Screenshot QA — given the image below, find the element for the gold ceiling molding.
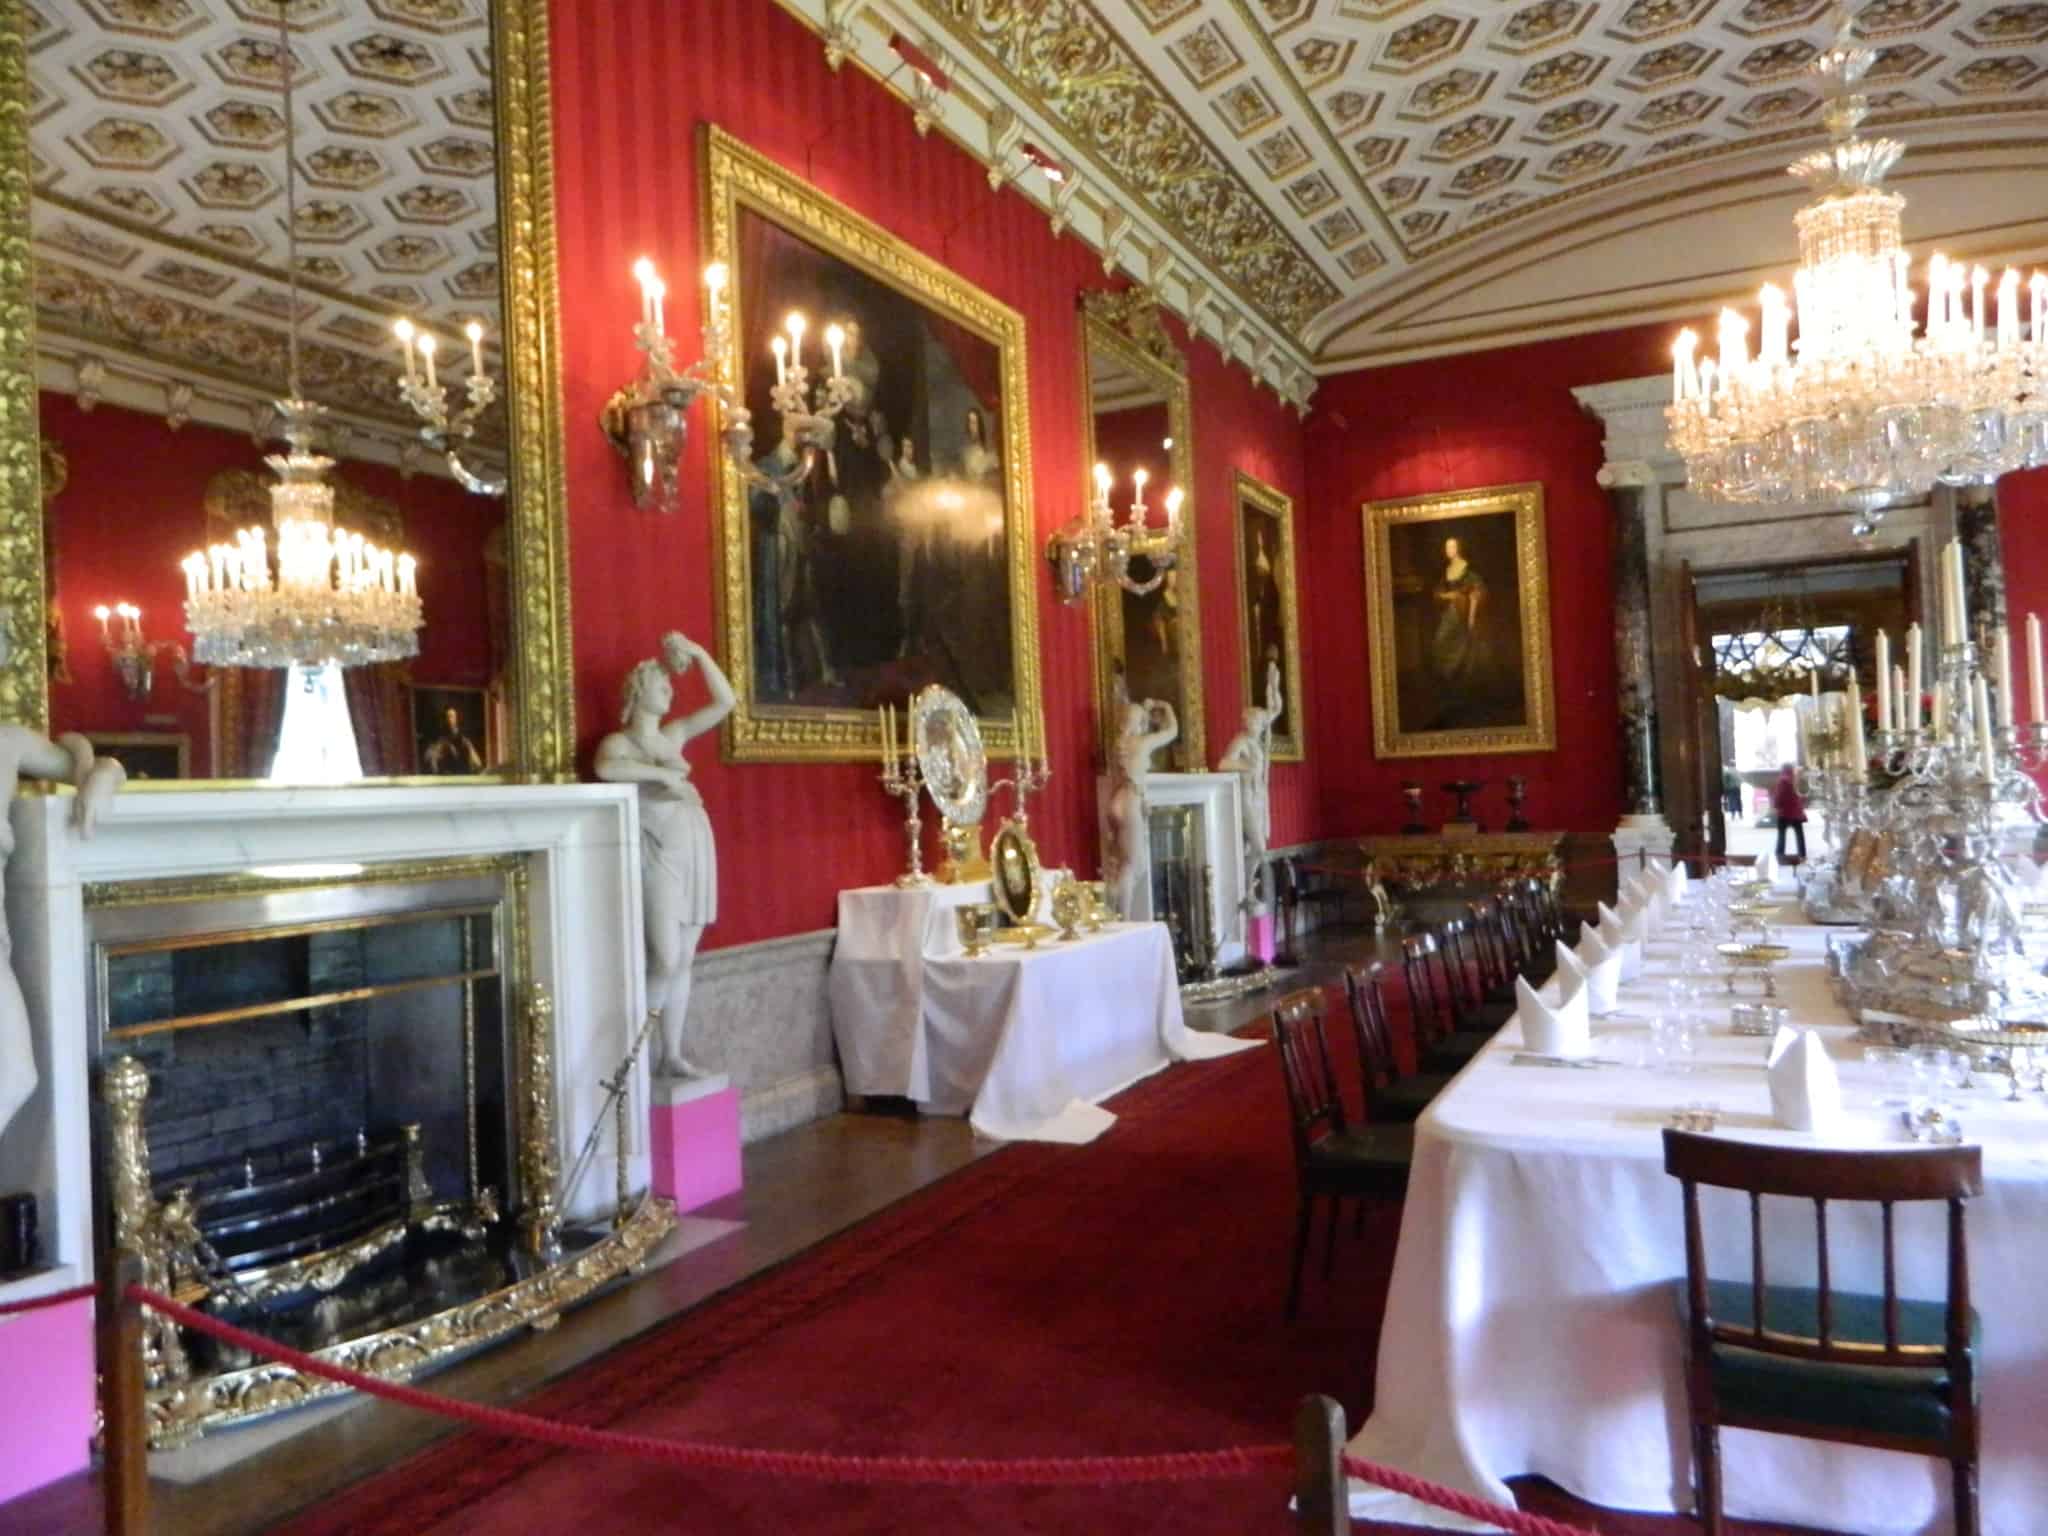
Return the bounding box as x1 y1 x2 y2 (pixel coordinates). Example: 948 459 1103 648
918 0 1339 335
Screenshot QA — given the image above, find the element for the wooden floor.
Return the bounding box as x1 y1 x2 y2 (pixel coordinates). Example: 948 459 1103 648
2 924 1394 1536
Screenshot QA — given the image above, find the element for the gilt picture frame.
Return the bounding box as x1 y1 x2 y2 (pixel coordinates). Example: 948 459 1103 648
1234 470 1305 763
1362 482 1554 758
703 127 1041 764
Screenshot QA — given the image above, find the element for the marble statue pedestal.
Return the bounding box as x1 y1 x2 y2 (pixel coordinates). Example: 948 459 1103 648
0 1288 93 1503
648 1073 741 1214
1612 813 1676 878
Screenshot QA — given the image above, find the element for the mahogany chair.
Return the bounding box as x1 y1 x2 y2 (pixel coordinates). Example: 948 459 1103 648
1463 900 1520 1002
1342 961 1451 1124
1499 880 1557 982
1271 987 1412 1319
1662 1131 1984 1536
1439 917 1517 1030
1400 928 1499 1075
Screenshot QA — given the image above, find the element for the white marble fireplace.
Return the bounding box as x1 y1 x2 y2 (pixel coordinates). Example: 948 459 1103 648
0 783 648 1300
1099 771 1249 972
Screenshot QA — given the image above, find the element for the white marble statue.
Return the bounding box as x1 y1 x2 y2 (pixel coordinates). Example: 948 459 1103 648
1218 658 1283 912
593 632 736 1079
0 725 125 1141
1102 673 1179 921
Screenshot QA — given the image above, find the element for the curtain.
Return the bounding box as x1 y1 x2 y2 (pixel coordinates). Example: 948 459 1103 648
344 663 411 776
222 671 288 779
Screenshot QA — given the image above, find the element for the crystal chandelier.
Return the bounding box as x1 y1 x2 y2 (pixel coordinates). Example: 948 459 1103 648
1667 5 2048 523
181 1 422 669
1045 462 1186 605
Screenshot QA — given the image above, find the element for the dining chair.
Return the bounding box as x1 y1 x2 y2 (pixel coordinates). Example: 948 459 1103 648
1271 987 1412 1319
1440 917 1518 1029
1343 961 1450 1124
1501 880 1557 982
1464 900 1521 1001
1400 928 1499 1075
1662 1130 1984 1536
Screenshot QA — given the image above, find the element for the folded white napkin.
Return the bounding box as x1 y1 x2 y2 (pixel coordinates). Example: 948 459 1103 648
1756 850 1779 886
1666 861 1688 903
1597 900 1625 946
1517 971 1591 1058
1766 1027 1842 1132
1557 936 1621 1016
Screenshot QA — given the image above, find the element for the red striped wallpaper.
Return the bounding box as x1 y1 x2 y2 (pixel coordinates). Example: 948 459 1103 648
548 0 1314 949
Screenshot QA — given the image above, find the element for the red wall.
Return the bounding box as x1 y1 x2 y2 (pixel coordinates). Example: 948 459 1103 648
549 0 1311 949
41 392 500 773
1303 323 1676 840
2003 465 2048 732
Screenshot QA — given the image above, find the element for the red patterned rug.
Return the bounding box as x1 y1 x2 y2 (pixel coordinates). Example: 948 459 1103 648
272 1018 1817 1536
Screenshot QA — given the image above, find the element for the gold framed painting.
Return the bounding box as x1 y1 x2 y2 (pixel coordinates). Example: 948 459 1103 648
703 127 1041 763
85 732 189 783
1362 482 1555 758
1234 470 1305 763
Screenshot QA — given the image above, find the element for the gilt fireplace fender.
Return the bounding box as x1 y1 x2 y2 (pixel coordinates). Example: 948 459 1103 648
0 0 576 782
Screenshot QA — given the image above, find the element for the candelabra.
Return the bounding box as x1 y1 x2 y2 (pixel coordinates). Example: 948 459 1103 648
92 603 212 703
877 701 931 888
1046 462 1186 605
392 317 505 497
599 259 860 514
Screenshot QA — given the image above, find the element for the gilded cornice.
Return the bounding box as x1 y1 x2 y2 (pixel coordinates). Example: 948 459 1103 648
919 0 1338 336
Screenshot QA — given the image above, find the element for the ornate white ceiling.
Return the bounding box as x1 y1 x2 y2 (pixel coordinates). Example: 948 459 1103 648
23 0 503 464
830 0 2048 371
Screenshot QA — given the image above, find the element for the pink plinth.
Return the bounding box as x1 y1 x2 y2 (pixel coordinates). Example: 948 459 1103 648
648 1075 742 1213
1248 911 1276 964
0 1292 95 1504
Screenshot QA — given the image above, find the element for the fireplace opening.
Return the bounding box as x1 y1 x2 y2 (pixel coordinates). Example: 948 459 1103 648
83 859 599 1441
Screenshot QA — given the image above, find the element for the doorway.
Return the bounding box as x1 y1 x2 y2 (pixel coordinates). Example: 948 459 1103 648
1684 550 1917 864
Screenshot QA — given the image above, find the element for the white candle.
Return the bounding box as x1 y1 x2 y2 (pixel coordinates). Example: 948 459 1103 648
650 279 666 339
1933 680 1949 737
1893 665 1907 733
2032 612 2046 723
1974 676 1997 779
1716 307 1749 378
1876 630 1891 732
771 335 787 386
93 605 110 641
1995 624 2015 729
1906 621 1922 727
1971 266 1988 341
465 320 484 374
785 312 806 371
1131 467 1149 511
1810 667 1821 702
1671 329 1695 403
399 553 417 597
394 317 418 383
825 323 845 381
1846 675 1866 769
417 331 438 390
1164 486 1184 537
1093 462 1112 505
633 257 659 329
704 262 727 321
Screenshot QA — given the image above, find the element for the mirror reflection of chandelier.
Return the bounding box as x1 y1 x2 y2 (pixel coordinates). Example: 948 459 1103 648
1666 4 2048 520
1045 462 1185 605
1711 588 1850 703
180 1 423 670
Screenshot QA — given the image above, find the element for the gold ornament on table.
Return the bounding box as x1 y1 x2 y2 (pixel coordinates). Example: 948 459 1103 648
1719 941 1792 999
955 902 999 958
1050 877 1089 941
877 701 931 888
912 685 990 884
1083 880 1112 931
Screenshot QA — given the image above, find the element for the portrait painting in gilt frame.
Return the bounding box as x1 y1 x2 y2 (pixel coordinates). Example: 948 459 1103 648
412 685 492 777
85 732 188 783
1362 482 1554 758
703 128 1041 763
1234 470 1305 762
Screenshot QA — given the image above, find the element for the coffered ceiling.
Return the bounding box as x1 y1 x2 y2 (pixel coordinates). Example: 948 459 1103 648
809 0 2048 373
23 0 504 467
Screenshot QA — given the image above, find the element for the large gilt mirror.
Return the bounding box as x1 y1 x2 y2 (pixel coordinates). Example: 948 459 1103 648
1079 289 1200 772
1 0 571 784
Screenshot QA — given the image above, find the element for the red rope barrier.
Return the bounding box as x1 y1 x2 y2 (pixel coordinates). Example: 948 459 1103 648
0 1282 96 1316
129 1285 1601 1534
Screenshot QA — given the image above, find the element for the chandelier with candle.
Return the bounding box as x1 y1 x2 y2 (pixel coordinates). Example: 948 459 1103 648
1667 5 2048 522
391 314 504 497
1045 462 1186 606
600 258 858 513
181 1 422 669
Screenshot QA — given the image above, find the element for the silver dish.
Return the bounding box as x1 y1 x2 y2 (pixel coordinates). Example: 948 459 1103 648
911 684 988 828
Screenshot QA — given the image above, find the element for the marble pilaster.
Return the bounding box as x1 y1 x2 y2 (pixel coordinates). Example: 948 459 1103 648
1955 483 2006 636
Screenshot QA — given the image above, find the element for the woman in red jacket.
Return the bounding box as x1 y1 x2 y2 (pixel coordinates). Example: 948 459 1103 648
1772 763 1806 863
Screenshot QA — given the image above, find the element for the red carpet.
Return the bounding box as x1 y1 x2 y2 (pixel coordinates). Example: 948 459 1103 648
273 1014 1824 1536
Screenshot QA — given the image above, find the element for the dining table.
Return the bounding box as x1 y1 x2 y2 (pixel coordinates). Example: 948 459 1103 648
1343 887 2048 1535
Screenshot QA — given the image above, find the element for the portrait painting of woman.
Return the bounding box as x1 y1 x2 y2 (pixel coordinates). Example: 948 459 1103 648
1363 483 1555 757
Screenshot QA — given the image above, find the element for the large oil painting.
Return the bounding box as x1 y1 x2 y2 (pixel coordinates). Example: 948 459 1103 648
1362 483 1555 758
706 128 1040 763
1235 471 1305 762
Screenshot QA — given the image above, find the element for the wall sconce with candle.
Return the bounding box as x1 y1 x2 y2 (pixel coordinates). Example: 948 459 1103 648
390 316 504 497
599 257 861 514
1045 463 1185 606
93 602 210 703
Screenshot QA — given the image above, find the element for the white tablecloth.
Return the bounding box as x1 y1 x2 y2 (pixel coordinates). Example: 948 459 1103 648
1346 905 2048 1535
830 881 1003 1100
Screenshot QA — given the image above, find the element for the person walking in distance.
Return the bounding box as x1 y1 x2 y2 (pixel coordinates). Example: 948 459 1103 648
1772 762 1807 864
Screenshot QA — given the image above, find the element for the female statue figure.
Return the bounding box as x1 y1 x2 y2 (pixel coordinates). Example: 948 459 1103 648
1219 658 1283 912
0 726 125 1140
1102 676 1179 921
593 632 736 1079
1431 536 1486 689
